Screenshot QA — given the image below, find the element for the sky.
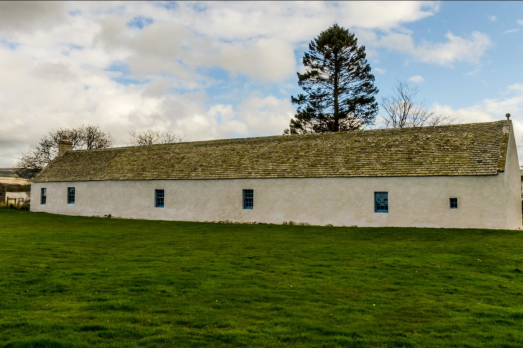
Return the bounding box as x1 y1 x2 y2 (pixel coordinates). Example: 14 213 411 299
1 1 523 167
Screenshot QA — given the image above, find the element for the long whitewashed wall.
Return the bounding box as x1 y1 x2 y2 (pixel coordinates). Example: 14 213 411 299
31 174 519 229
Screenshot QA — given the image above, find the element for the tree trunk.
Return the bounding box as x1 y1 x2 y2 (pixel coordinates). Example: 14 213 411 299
333 52 339 132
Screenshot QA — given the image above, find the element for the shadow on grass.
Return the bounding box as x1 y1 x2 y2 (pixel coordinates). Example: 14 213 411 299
4 338 84 348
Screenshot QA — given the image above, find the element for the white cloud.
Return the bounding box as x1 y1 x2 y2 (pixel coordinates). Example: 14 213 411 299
430 84 523 163
0 2 66 34
122 93 295 145
422 31 491 64
430 104 495 125
432 84 523 123
93 12 296 83
503 28 520 35
201 39 296 82
238 96 295 136
518 19 523 26
374 67 386 74
508 83 523 92
171 1 439 42
335 2 439 30
408 75 425 83
488 15 497 22
87 2 440 83
376 30 491 66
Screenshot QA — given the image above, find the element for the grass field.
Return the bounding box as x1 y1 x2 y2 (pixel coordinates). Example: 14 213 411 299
0 209 522 347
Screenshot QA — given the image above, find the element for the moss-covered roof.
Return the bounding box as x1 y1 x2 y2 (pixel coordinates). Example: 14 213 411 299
33 121 511 183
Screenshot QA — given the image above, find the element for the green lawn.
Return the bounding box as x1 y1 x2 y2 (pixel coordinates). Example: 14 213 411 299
0 209 522 347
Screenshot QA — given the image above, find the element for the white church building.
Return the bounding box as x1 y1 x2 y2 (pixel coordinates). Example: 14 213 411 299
30 120 521 229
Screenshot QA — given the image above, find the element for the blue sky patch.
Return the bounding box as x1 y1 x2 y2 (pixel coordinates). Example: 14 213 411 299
105 61 131 75
105 61 149 85
0 39 19 50
127 16 154 29
68 9 82 17
68 44 84 51
112 76 149 85
153 1 177 10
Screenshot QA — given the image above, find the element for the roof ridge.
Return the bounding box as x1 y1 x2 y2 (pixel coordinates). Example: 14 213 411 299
70 120 507 153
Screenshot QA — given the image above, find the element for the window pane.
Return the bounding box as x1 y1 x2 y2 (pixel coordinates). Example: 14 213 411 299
375 192 388 212
243 189 254 209
155 189 164 207
67 187 75 204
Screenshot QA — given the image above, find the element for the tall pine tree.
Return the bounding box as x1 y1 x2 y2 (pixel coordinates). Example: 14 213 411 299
285 24 378 134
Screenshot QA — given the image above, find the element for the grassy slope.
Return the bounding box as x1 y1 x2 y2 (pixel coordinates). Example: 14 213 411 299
0 210 522 348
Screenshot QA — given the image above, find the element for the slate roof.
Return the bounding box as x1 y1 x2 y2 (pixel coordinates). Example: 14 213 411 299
33 121 511 183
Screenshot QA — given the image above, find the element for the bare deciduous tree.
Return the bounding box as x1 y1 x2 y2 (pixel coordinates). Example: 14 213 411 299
381 81 455 128
16 125 113 179
81 125 114 149
127 130 185 146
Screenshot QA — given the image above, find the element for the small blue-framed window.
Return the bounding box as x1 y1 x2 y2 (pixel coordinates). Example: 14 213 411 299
450 198 458 209
67 187 75 204
41 188 47 205
375 192 388 213
155 189 164 208
243 189 253 209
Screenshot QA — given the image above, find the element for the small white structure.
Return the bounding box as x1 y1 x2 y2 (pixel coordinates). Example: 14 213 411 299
5 191 30 208
31 120 521 229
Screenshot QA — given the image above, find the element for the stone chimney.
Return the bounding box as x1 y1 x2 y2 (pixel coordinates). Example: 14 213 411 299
58 137 73 156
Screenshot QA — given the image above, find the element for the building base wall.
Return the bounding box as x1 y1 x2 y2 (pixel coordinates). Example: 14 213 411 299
503 121 522 229
31 175 522 230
